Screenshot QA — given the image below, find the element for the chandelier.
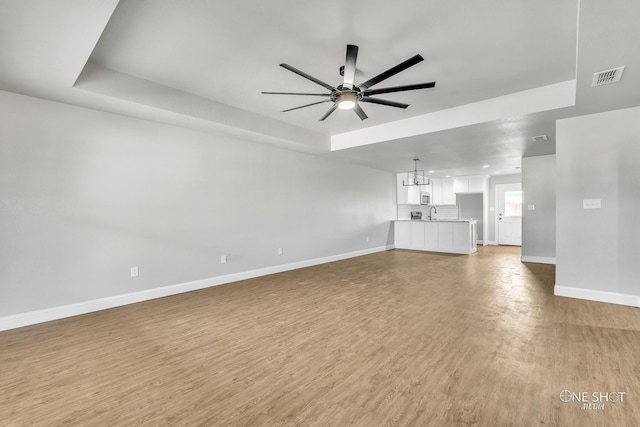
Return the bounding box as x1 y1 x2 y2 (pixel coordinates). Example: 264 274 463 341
402 158 430 186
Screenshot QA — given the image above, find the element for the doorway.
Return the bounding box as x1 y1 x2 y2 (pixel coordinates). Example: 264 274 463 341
496 183 522 246
457 193 483 243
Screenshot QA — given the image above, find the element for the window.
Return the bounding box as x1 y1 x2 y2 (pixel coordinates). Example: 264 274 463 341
504 191 522 217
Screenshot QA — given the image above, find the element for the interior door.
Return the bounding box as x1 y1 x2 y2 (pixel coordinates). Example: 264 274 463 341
497 183 522 246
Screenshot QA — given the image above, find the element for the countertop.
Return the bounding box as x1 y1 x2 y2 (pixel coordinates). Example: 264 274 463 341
394 219 477 223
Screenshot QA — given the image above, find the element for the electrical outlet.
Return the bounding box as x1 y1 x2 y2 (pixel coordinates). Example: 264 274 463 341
528 204 535 211
220 255 227 264
366 236 370 243
583 199 602 209
277 247 283 255
130 266 139 278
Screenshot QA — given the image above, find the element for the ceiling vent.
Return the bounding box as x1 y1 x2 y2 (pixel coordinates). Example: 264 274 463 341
531 135 548 142
591 66 625 87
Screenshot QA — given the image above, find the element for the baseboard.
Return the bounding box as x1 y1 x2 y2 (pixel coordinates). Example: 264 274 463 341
554 285 640 308
485 240 498 246
0 245 393 332
521 255 556 265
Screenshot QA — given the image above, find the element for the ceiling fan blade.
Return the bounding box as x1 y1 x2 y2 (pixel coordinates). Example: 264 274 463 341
262 91 331 96
282 99 332 112
280 63 336 92
353 103 368 120
364 81 436 96
358 54 424 90
319 104 338 121
342 44 358 90
361 97 410 109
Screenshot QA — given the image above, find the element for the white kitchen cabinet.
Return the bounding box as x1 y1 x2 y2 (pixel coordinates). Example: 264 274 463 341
432 178 456 204
396 174 430 205
469 176 485 193
395 221 429 250
431 179 441 202
442 179 456 204
410 222 426 248
453 175 488 194
453 222 471 251
424 222 439 250
394 221 411 248
437 222 454 249
453 178 469 194
394 220 477 254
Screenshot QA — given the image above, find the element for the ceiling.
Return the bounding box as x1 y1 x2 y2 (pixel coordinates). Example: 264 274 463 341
1 0 639 178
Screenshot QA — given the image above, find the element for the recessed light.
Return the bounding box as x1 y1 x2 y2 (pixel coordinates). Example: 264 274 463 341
495 171 501 174
482 165 490 168
428 170 435 174
445 175 451 178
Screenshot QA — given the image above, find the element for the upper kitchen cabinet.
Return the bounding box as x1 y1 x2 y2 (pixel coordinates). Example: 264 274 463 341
453 175 489 194
431 178 456 205
396 174 430 205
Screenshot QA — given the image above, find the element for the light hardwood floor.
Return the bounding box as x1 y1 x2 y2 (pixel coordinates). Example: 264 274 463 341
1 246 639 426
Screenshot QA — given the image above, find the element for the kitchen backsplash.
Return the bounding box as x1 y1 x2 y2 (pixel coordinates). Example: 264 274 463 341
397 204 459 220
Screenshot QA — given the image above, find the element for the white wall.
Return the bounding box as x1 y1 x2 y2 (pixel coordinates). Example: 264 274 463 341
521 155 556 263
457 193 483 240
555 107 640 307
0 91 396 324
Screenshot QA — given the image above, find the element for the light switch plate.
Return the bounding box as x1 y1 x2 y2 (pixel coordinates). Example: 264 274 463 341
583 199 602 209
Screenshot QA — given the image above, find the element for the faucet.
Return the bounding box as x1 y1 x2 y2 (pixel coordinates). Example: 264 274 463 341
428 206 437 220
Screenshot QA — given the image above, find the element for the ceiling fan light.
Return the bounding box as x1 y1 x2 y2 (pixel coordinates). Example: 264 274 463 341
338 100 355 110
337 91 357 109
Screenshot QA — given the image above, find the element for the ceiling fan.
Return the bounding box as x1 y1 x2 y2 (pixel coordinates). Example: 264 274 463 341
262 44 436 121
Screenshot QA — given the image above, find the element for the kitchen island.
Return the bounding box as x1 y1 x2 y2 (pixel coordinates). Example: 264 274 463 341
394 219 477 254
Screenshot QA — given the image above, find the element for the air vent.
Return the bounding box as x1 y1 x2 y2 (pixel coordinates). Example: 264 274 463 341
592 66 625 87
531 135 548 142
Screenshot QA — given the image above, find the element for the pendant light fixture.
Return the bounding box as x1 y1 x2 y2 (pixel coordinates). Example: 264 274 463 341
403 158 430 186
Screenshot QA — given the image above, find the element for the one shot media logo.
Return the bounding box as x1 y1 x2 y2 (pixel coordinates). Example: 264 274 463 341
559 390 627 410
